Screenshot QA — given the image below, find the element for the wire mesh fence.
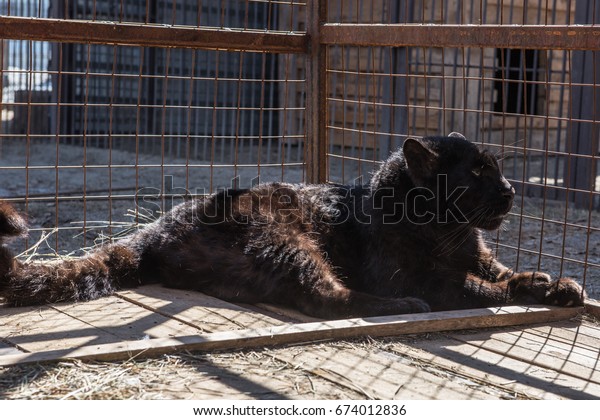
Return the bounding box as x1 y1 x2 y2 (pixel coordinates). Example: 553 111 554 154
1 0 599 298
1 0 308 253
323 0 600 298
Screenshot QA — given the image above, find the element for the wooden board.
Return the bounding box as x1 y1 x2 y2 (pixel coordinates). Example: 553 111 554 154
449 327 600 385
132 353 364 400
50 295 205 340
0 304 582 366
0 296 210 354
245 299 506 398
513 320 600 351
249 301 511 399
1 286 594 400
0 340 23 357
390 334 600 399
585 299 600 320
116 286 285 331
270 344 499 399
0 304 126 352
253 303 323 323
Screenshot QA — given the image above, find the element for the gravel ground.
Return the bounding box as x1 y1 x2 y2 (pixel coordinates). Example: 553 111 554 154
483 196 600 298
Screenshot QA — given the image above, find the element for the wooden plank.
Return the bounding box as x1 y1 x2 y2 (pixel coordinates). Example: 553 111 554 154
51 295 205 340
390 333 600 399
0 294 208 353
136 353 364 400
585 299 600 320
251 303 500 398
254 303 322 323
0 305 582 366
449 326 600 385
251 300 501 398
116 286 285 331
270 344 498 399
0 340 23 357
0 304 123 352
515 320 600 351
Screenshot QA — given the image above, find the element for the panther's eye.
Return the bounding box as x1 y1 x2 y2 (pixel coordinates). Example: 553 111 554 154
472 165 484 177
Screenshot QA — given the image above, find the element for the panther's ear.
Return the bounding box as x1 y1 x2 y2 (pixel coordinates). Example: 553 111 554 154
448 132 466 140
403 138 438 180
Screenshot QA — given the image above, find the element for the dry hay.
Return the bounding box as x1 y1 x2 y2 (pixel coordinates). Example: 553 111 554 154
0 349 364 400
0 337 522 400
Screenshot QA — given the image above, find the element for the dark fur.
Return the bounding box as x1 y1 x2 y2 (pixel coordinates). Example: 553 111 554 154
0 135 585 318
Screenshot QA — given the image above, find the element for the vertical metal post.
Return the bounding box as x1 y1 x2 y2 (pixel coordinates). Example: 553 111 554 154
380 0 413 160
306 0 328 184
568 0 600 208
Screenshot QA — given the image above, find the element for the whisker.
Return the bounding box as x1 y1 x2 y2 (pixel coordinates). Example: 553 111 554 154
442 212 488 255
434 207 489 255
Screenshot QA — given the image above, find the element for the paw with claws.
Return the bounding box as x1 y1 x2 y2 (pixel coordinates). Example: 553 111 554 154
544 278 586 307
509 272 585 307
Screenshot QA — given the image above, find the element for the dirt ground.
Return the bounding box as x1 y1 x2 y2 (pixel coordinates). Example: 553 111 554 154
483 197 600 298
0 139 598 299
0 138 305 253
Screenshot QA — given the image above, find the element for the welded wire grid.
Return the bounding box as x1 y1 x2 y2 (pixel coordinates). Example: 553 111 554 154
325 0 599 298
0 0 307 254
1 0 599 299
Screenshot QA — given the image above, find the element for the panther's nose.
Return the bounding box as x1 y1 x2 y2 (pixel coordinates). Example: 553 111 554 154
501 186 515 200
499 177 515 200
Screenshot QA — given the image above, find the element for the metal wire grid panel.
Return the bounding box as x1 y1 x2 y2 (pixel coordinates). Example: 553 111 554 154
0 0 599 298
324 0 600 298
0 0 308 253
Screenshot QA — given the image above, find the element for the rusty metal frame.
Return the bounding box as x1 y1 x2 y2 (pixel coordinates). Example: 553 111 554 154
7 15 600 54
0 16 307 54
321 24 600 50
305 0 328 183
4 8 600 187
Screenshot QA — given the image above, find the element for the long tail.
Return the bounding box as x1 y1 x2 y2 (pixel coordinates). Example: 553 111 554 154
0 202 142 306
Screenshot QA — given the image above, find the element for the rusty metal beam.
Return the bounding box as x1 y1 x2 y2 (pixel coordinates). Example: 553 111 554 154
0 16 307 54
321 24 600 50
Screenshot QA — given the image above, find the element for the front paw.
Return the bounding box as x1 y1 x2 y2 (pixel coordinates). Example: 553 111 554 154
510 273 586 307
544 278 586 307
509 272 553 303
